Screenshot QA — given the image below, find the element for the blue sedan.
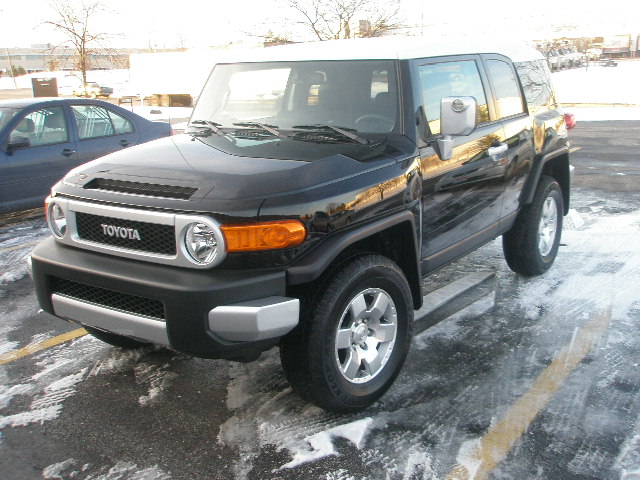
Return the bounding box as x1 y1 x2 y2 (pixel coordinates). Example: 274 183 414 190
0 98 172 213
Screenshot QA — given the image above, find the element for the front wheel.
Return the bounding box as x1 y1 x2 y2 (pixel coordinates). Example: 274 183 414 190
503 175 564 276
280 255 413 413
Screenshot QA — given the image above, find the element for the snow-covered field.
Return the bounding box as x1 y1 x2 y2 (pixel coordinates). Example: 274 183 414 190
553 60 640 105
553 60 640 121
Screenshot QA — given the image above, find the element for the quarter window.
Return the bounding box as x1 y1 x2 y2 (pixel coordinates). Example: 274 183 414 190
514 59 556 109
418 60 489 136
487 60 525 118
109 110 134 135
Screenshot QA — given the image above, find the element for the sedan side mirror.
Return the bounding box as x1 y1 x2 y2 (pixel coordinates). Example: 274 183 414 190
7 136 32 152
437 96 477 161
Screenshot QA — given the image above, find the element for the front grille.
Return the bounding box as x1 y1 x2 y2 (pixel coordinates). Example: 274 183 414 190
76 212 176 255
84 178 197 200
51 278 165 320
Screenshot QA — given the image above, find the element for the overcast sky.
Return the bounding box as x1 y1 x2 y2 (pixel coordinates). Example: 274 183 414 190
1 0 639 50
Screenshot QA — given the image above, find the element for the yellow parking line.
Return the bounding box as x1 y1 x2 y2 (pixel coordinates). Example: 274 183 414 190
0 241 41 254
0 328 87 365
445 308 612 480
570 147 581 153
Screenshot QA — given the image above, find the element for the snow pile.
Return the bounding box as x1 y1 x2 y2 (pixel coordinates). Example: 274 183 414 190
281 418 373 469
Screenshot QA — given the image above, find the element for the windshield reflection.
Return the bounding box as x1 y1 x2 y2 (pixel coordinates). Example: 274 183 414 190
191 60 400 135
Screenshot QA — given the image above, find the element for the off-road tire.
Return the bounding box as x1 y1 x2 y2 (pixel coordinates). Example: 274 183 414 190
84 326 151 349
503 175 564 276
280 254 413 413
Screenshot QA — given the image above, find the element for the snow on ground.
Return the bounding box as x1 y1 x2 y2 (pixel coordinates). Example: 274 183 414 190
41 459 171 480
0 219 49 291
0 70 131 93
0 217 180 447
552 60 640 106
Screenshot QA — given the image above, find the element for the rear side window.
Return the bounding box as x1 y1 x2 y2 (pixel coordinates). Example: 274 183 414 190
71 105 115 139
418 60 489 136
486 60 525 118
514 59 556 108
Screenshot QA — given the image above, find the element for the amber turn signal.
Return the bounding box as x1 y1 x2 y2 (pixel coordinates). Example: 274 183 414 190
221 220 306 252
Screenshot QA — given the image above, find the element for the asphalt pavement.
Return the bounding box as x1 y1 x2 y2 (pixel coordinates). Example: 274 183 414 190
1 121 639 479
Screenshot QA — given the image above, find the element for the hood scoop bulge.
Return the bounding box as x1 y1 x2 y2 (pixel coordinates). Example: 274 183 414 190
83 178 198 200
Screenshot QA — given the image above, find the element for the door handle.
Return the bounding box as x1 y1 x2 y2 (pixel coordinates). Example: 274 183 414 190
487 143 508 159
61 148 76 157
120 140 131 147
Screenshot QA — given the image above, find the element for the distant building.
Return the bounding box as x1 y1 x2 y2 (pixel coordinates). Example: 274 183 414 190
0 45 157 76
602 34 639 58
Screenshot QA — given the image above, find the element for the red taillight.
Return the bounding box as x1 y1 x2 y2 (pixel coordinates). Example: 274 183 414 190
564 112 576 130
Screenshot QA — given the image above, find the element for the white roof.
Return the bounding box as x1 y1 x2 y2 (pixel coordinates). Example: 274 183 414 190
215 36 544 64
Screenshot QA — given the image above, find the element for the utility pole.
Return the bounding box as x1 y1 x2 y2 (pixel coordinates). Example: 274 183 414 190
5 47 19 88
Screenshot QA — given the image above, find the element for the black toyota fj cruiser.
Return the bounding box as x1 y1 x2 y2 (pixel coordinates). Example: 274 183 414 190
31 37 573 412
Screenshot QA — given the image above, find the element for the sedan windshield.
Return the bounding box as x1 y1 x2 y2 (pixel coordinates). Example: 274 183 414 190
191 60 399 135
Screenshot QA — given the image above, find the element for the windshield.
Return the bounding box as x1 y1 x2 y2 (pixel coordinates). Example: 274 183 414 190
191 60 399 134
0 107 18 132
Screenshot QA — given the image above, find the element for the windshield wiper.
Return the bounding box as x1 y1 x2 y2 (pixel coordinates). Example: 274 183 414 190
189 120 224 136
232 122 286 138
292 124 369 145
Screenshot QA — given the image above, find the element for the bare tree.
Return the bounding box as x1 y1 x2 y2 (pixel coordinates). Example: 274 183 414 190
264 31 294 48
289 0 402 41
44 1 114 87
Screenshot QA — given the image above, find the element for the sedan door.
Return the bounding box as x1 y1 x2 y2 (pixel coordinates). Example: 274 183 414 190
0 105 79 211
70 103 140 163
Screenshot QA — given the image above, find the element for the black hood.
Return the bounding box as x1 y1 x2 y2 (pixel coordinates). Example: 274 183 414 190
62 134 403 203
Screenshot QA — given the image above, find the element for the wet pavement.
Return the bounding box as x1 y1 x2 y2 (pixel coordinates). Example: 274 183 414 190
1 121 639 479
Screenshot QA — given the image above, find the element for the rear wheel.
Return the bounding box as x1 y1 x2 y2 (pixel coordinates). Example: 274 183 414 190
503 175 564 275
280 255 413 412
84 326 151 349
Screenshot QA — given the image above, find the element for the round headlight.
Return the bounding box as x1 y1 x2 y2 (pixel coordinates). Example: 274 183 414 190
184 222 222 265
47 201 67 239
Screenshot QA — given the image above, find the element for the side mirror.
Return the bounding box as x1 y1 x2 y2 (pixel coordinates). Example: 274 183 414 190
437 96 477 161
7 136 32 151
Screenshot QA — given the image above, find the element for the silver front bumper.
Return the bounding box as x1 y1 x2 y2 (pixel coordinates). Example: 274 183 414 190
51 293 299 345
209 297 300 342
52 294 171 344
